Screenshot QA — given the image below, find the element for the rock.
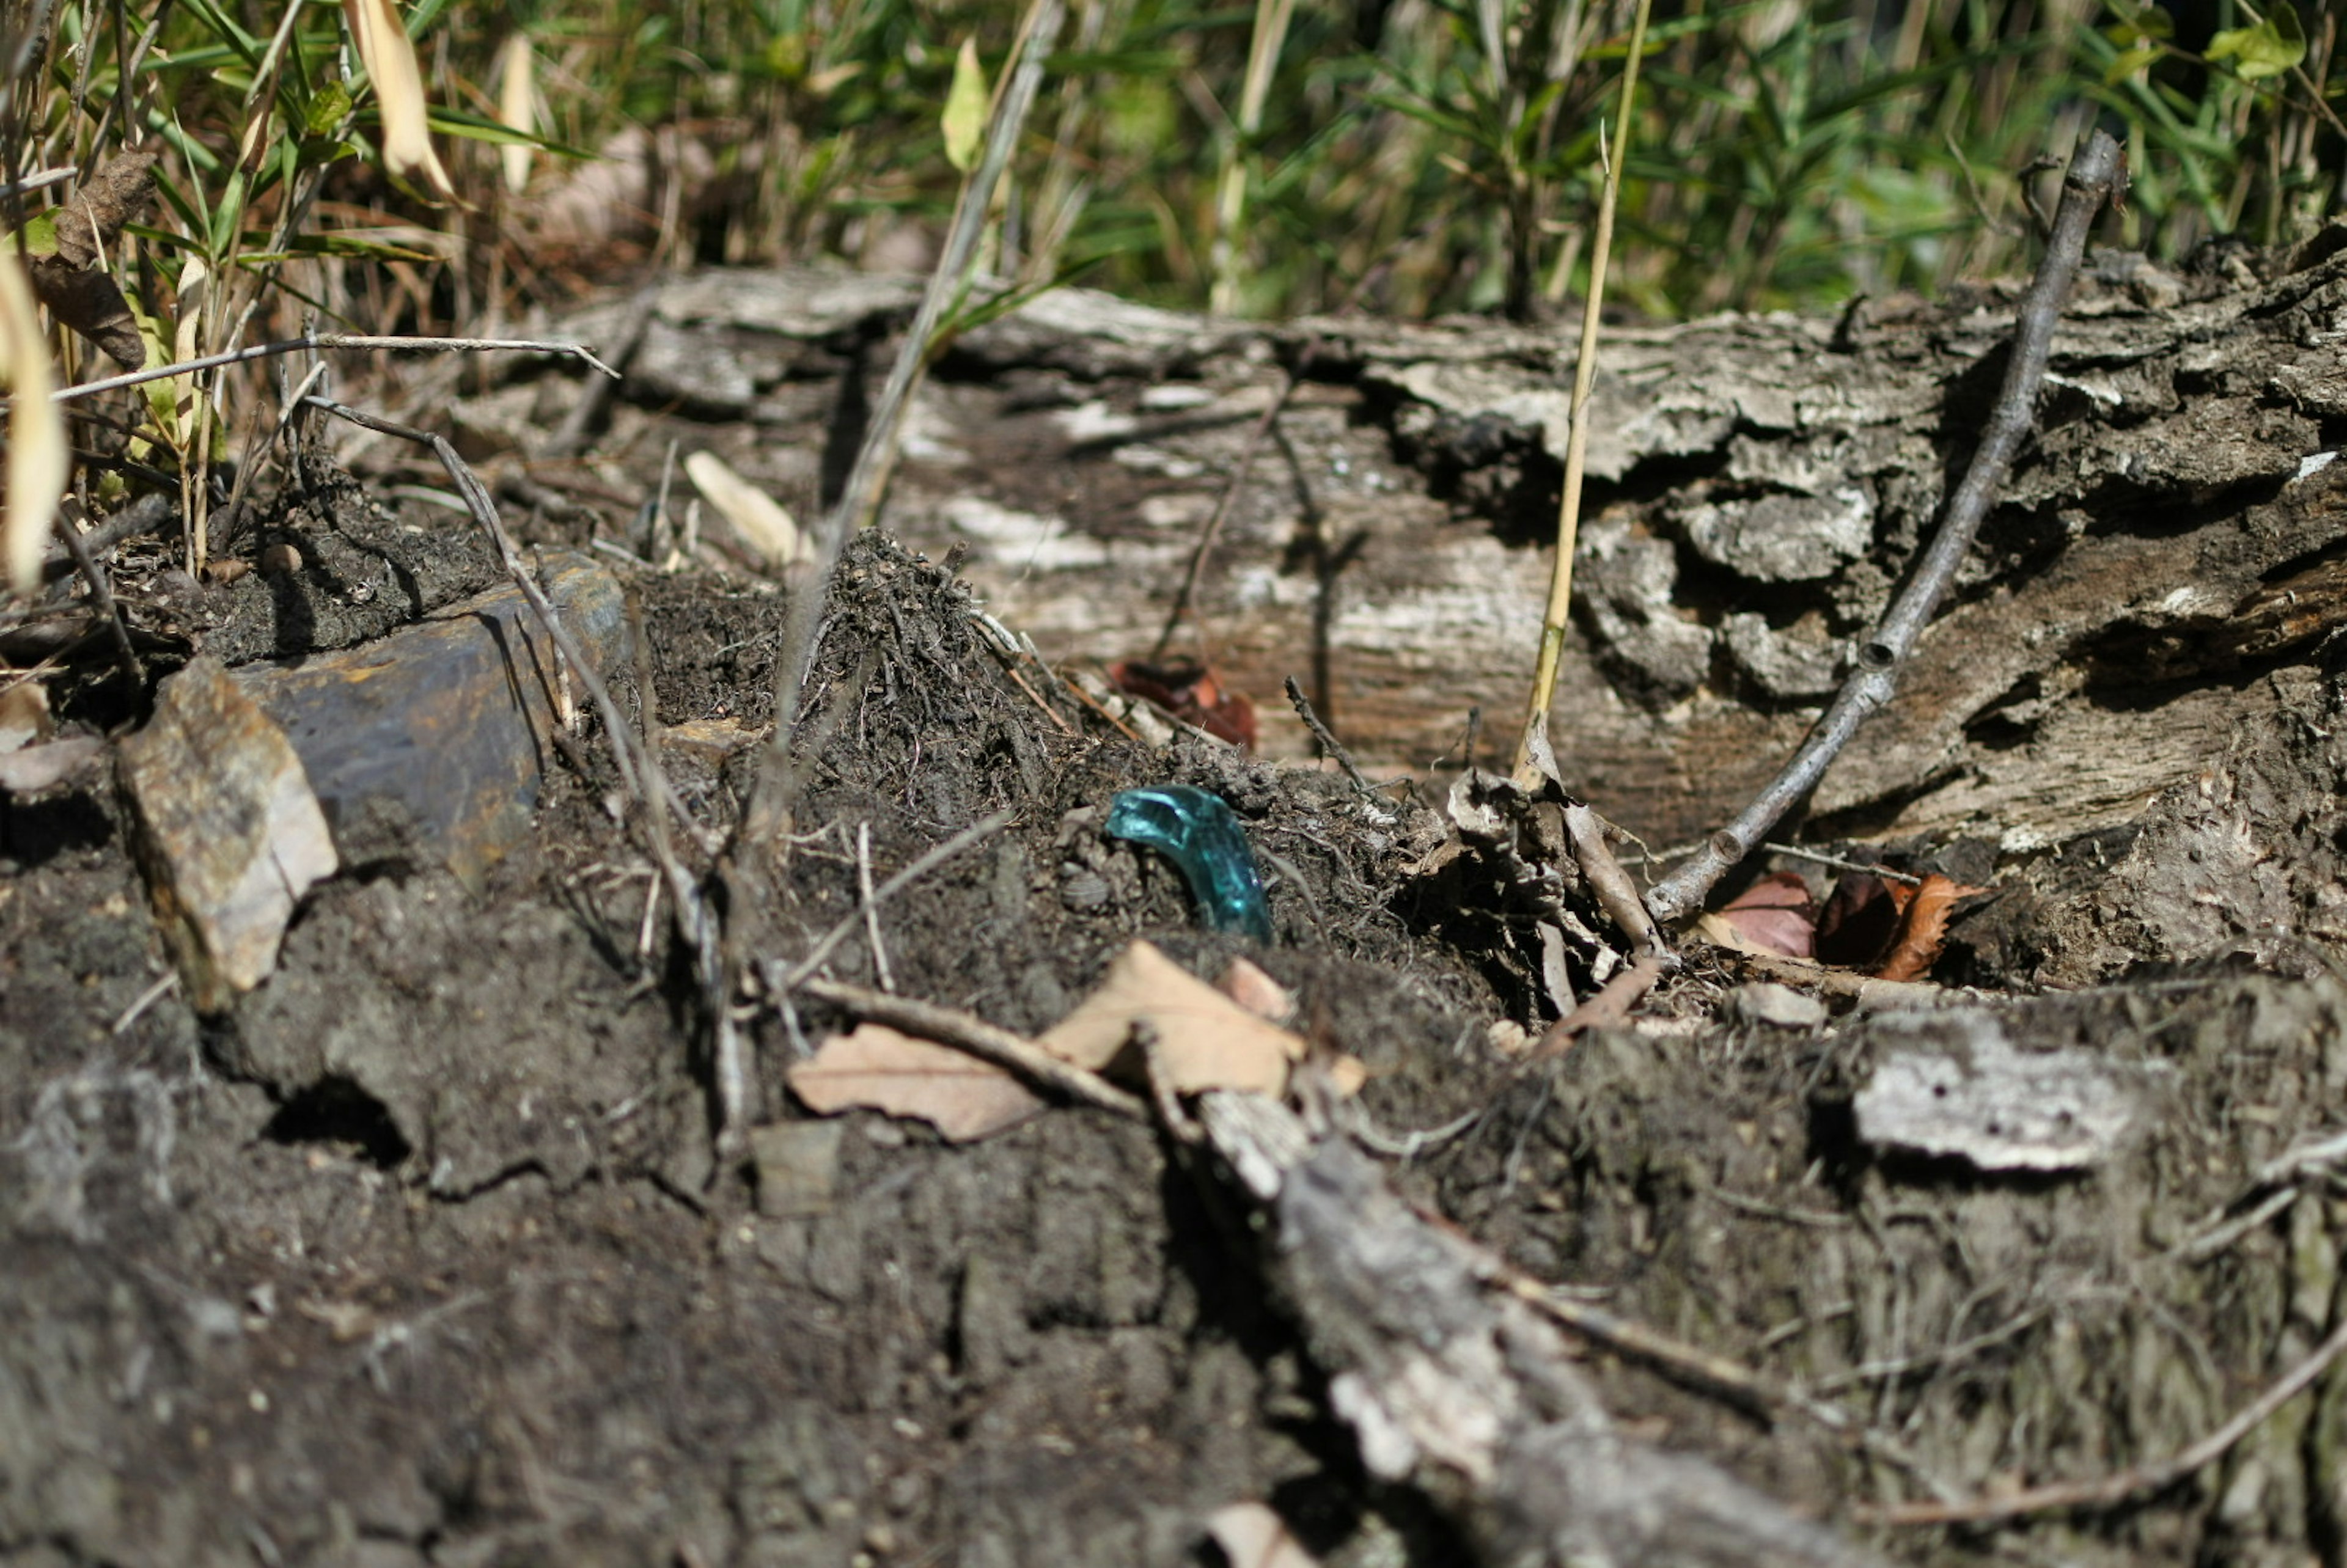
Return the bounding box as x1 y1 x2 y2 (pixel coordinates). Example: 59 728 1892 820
119 655 339 1011
233 554 630 885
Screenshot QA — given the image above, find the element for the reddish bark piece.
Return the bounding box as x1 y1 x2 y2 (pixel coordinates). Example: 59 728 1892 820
1873 873 1986 983
787 1023 1046 1143
1715 871 1816 958
1106 657 1258 749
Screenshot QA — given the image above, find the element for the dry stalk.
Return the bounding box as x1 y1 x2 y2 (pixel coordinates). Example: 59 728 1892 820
1511 0 1653 788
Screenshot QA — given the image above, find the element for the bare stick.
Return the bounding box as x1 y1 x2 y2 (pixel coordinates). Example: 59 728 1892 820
49 333 617 405
1867 1313 2347 1526
771 810 1014 992
1644 130 2123 924
797 977 1147 1121
1526 951 1666 1059
1284 676 1370 790
51 511 142 688
743 0 1065 848
1511 0 1654 787
856 821 896 992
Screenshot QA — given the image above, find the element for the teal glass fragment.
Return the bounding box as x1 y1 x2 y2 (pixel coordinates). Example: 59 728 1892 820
1105 785 1273 941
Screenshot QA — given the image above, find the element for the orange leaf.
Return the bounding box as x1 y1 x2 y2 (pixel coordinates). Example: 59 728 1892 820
1872 874 1988 983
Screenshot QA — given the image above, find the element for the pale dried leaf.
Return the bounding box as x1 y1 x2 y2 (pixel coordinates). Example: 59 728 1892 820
0 736 102 793
1218 956 1294 1022
342 0 458 202
0 255 67 595
496 35 535 196
787 1023 1045 1143
1204 1503 1320 1568
0 680 51 751
1041 940 1303 1096
685 450 803 568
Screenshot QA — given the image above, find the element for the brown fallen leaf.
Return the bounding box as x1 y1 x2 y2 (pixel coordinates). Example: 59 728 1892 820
21 151 156 370
1713 871 1816 958
1217 955 1294 1022
1041 939 1304 1096
786 1022 1045 1143
1873 873 1987 983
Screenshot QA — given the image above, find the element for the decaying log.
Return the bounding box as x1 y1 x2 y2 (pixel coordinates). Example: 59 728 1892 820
535 230 2347 863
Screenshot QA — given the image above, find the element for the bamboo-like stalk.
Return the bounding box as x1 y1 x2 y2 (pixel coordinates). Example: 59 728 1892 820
1511 0 1653 788
1207 0 1295 315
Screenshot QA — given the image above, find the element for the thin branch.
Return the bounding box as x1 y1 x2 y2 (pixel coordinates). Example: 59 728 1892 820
796 976 1148 1121
1867 1313 2347 1526
1643 130 2123 924
48 333 617 405
771 810 1015 992
1512 0 1653 786
1284 675 1370 790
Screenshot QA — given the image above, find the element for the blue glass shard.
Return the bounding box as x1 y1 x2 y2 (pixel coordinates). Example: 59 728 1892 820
1105 785 1273 942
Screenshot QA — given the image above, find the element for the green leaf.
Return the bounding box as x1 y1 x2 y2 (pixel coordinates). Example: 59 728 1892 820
941 37 988 174
2207 4 2304 81
306 81 353 137
1 211 62 259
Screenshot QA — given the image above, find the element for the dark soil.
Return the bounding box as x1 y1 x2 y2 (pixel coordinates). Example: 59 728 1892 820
9 286 2347 1568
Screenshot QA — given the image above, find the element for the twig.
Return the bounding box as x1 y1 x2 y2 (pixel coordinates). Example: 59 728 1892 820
1565 802 1665 956
1763 841 1924 886
1644 129 2123 925
741 0 1066 848
0 164 75 201
1284 675 1370 790
771 810 1014 991
1865 1313 2347 1526
51 510 142 688
855 821 896 992
48 334 618 405
1526 951 1667 1060
1512 0 1655 786
796 976 1147 1121
1498 1270 1956 1496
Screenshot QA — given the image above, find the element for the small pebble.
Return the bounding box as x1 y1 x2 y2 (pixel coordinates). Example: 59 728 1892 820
259 541 303 574
1059 866 1109 912
1728 981 1828 1030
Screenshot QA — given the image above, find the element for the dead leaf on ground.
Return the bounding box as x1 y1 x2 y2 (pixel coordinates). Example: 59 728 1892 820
786 1022 1045 1142
1203 1502 1320 1568
1218 956 1294 1022
1874 873 1987 983
1041 939 1304 1096
1711 871 1816 958
1105 658 1257 749
684 450 804 568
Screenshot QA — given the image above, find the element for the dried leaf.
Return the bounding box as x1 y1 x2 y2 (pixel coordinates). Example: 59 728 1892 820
0 254 68 595
342 0 459 202
941 37 988 174
1714 871 1815 958
1105 658 1257 748
0 736 103 794
684 450 804 568
786 1023 1045 1142
495 35 536 195
20 151 157 370
1041 940 1303 1096
1873 873 1986 983
1204 1503 1320 1568
0 679 51 751
1218 956 1293 1022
